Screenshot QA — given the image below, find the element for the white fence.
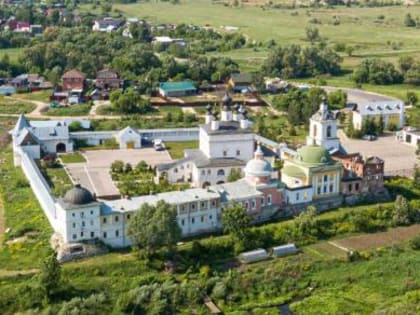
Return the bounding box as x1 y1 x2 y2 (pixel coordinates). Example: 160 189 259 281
19 148 58 230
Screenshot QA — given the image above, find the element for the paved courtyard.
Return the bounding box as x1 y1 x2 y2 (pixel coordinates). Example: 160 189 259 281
64 148 172 198
338 131 416 177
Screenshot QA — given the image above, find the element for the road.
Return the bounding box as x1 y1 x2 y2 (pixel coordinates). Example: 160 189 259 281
321 86 399 103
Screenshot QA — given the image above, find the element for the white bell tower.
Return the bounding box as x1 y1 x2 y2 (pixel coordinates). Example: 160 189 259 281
306 100 340 152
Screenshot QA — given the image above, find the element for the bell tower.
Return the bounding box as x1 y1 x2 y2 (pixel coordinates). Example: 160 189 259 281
306 99 340 152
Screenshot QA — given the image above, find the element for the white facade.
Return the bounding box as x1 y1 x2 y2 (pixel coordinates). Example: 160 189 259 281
352 101 404 130
396 127 420 147
306 101 340 151
285 186 313 205
115 127 142 149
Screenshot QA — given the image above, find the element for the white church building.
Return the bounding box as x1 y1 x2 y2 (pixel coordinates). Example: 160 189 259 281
156 94 257 188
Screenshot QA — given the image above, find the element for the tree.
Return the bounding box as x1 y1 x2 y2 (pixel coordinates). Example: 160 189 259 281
111 160 125 174
68 120 83 132
376 115 384 135
128 201 181 259
406 91 418 106
292 205 319 237
227 168 242 182
39 251 61 299
392 195 411 226
345 45 354 57
404 13 416 27
222 203 251 244
353 59 403 85
58 293 108 315
305 26 320 43
328 89 347 110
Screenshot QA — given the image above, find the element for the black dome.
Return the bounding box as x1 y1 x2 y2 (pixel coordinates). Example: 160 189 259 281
63 184 95 205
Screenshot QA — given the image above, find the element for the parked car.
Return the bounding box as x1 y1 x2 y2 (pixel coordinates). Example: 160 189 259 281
154 139 165 151
362 134 377 141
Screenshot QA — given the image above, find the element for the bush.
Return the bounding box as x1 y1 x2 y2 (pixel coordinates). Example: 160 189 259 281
409 235 420 250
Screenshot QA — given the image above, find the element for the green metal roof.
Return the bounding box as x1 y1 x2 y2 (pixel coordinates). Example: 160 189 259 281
294 145 333 166
159 81 196 92
282 165 306 178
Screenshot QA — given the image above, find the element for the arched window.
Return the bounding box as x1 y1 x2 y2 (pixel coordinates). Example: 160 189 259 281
327 125 332 138
313 125 317 137
217 169 225 176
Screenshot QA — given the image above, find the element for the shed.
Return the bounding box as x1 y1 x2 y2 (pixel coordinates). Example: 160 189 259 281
238 248 269 263
159 81 197 97
272 244 298 257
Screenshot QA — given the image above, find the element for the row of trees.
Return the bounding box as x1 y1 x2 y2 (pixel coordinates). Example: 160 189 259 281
262 44 342 78
353 56 420 86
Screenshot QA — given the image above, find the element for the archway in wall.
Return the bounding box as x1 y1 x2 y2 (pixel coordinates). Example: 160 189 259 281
56 142 66 152
216 180 225 185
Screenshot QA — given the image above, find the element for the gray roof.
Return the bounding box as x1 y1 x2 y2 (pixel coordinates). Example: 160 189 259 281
200 120 253 135
29 120 70 140
11 114 30 135
355 101 403 115
186 149 246 168
16 128 39 146
209 179 263 202
103 188 220 213
156 149 246 171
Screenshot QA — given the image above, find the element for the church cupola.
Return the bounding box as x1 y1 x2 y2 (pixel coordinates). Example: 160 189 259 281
221 93 233 121
205 104 214 124
244 144 273 185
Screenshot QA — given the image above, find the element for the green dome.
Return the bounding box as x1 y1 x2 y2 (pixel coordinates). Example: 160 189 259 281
295 145 332 165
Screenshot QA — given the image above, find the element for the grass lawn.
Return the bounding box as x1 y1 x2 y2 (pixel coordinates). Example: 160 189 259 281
40 164 73 198
0 148 52 270
45 104 91 116
165 140 198 159
58 152 86 164
0 97 36 114
0 48 22 62
14 90 52 103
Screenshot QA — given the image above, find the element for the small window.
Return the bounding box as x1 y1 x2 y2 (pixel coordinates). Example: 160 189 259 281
236 150 240 156
209 214 213 220
82 221 85 227
252 199 256 209
90 210 94 215
72 222 76 228
80 232 84 237
81 212 84 218
115 230 119 237
261 197 265 206
201 202 206 209
323 186 327 193
267 195 272 205
174 168 178 173
191 217 195 224
191 203 196 210
181 219 185 226
72 213 75 217
349 184 352 192
211 200 216 207
323 175 328 182
90 231 95 238
223 150 227 157
355 183 360 191
103 217 107 224
201 216 204 223
201 170 205 175
103 232 107 238
217 169 225 176
207 169 211 175
317 187 321 194
115 216 119 222
90 220 94 226
329 184 333 193
244 201 249 209
127 214 131 220
72 234 77 240
296 193 300 201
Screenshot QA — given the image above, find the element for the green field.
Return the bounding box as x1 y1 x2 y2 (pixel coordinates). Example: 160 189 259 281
114 1 420 58
59 152 86 164
166 140 198 159
45 104 91 117
0 48 23 62
0 97 35 115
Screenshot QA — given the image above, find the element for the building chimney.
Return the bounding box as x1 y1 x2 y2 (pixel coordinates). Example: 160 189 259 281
211 120 219 130
240 119 248 129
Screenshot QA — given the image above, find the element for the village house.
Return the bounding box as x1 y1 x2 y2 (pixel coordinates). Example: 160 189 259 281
93 68 123 100
396 127 420 147
228 73 254 93
62 69 86 91
92 17 124 32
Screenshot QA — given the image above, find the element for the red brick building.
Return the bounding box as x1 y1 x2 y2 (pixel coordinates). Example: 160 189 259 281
332 152 385 195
